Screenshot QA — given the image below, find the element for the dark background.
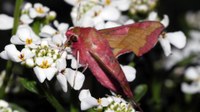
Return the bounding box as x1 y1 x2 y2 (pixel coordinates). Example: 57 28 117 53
0 0 200 112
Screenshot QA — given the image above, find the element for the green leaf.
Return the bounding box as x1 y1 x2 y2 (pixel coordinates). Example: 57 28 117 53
70 104 79 112
10 103 28 112
134 84 148 102
19 78 39 94
32 20 41 35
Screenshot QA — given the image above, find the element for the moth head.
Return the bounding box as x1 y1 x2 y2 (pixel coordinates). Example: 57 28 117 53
65 27 80 46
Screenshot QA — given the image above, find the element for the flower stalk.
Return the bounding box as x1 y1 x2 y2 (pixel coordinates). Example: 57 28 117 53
42 81 66 112
0 0 24 98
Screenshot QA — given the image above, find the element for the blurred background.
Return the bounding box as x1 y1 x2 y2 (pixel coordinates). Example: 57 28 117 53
1 0 200 112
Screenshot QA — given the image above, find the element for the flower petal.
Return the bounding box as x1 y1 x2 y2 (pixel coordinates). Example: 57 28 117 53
81 97 98 110
25 58 35 67
147 11 158 21
100 6 120 21
79 90 98 110
33 66 47 83
121 65 136 82
57 73 68 92
66 70 85 90
185 67 199 80
4 44 21 62
111 0 131 11
56 58 67 71
57 23 69 33
40 25 57 38
44 67 58 81
161 15 169 27
101 98 110 107
166 31 187 49
79 89 92 101
0 51 9 60
20 14 33 24
181 82 200 94
71 57 78 69
159 37 172 56
29 8 37 18
0 14 13 30
21 48 35 59
104 21 120 28
10 35 24 45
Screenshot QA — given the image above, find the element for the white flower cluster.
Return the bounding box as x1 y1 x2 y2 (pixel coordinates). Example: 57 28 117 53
0 2 56 30
21 2 56 25
0 2 85 93
129 0 158 15
0 23 85 92
0 100 19 112
66 0 134 29
163 30 200 69
79 89 135 112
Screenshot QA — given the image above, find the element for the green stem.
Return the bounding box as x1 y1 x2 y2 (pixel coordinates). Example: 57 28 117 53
12 0 23 35
0 0 23 98
42 81 66 112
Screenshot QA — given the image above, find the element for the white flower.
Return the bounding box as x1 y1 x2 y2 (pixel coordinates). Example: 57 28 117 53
121 65 136 82
159 31 187 56
22 2 32 13
33 57 57 83
10 25 40 47
181 82 200 94
79 89 110 110
79 89 135 111
20 14 33 24
0 14 13 30
0 44 35 62
56 58 85 92
40 25 57 38
181 66 200 94
29 3 50 18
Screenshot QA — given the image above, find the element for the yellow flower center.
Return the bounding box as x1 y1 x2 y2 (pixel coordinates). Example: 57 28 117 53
18 54 25 61
105 0 111 5
97 98 102 105
26 38 33 45
40 60 50 69
36 7 44 14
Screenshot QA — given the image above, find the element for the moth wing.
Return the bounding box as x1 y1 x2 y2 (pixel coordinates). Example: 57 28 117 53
89 50 133 97
99 21 165 57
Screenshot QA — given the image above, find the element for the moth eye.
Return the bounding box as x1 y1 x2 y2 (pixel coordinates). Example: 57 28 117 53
71 35 78 42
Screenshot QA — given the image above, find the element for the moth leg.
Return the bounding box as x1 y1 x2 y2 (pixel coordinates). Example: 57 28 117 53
72 50 80 88
82 64 88 73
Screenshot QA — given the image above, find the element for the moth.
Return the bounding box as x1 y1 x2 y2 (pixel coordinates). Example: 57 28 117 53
65 21 164 99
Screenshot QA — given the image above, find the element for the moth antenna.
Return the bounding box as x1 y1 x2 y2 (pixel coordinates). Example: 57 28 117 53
72 50 80 88
129 98 143 112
